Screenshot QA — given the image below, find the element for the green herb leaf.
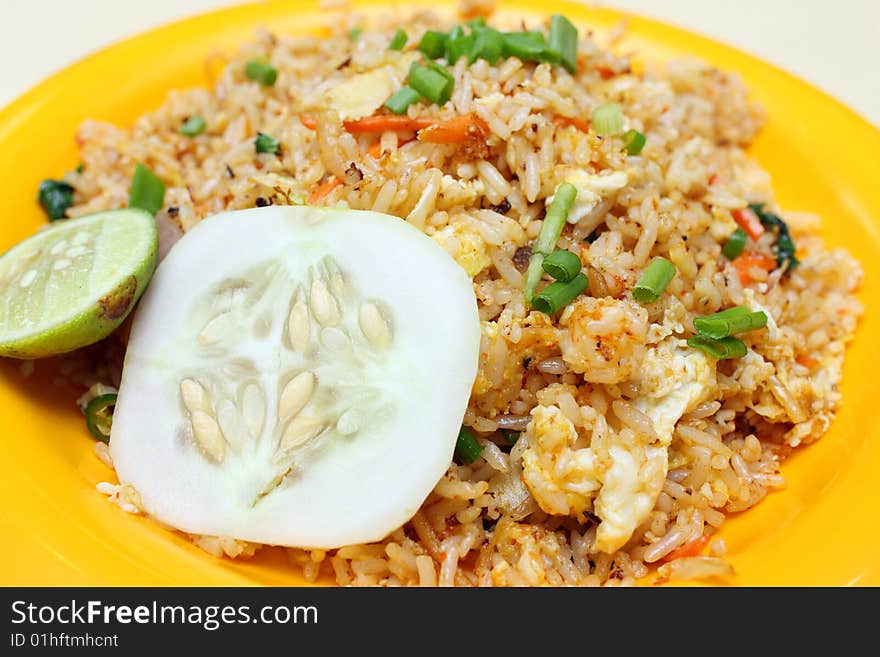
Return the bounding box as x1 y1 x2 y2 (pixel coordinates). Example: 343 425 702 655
128 164 165 215
37 180 75 221
748 203 799 270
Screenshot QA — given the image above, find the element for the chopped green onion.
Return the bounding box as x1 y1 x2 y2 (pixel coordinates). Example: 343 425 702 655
255 132 280 155
348 26 362 41
466 17 488 28
85 393 117 442
524 182 578 304
179 115 206 137
424 59 455 84
455 426 483 464
37 179 74 221
384 86 421 114
129 163 165 215
468 26 504 64
389 28 408 50
532 273 589 315
633 257 676 303
591 103 624 136
542 248 582 282
501 31 558 64
446 32 475 64
549 14 578 74
694 307 767 339
748 203 799 270
418 30 448 58
621 128 646 155
75 163 84 174
502 430 520 445
407 62 453 106
722 227 748 260
687 335 748 360
245 60 278 86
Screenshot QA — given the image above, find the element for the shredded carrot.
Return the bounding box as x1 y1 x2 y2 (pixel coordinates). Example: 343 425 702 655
662 534 711 563
796 354 819 369
343 115 436 134
732 250 777 285
308 176 342 204
732 207 766 241
708 173 720 186
553 114 590 132
365 142 383 159
299 114 317 130
417 113 489 144
595 65 616 80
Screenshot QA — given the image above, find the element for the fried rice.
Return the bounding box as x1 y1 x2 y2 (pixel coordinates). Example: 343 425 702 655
62 2 862 586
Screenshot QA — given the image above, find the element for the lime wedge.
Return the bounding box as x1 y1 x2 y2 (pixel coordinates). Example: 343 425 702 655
0 209 158 359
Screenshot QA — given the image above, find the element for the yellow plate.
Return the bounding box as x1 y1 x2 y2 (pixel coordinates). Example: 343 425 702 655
1 0 878 586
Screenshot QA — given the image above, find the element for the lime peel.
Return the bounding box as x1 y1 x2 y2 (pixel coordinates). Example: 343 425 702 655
0 208 158 358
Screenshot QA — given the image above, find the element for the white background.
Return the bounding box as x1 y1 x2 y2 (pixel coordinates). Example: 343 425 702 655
1 0 878 127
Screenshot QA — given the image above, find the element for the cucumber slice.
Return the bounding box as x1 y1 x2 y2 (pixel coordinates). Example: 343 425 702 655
110 205 480 549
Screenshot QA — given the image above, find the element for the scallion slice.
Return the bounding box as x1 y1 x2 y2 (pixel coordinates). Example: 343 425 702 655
348 26 363 41
524 182 578 304
501 31 557 63
693 307 767 339
621 128 646 155
129 163 165 215
455 426 483 464
722 227 748 260
255 132 280 155
468 26 504 64
245 60 278 86
418 30 448 58
384 86 422 115
592 102 624 136
85 393 117 442
501 430 520 445
446 32 475 64
389 28 408 50
407 62 453 105
37 180 74 221
542 248 582 282
687 335 748 360
632 257 676 303
179 115 206 137
532 272 589 315
549 14 578 74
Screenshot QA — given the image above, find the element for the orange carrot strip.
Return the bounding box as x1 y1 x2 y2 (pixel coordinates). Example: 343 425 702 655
661 534 711 563
417 113 489 144
732 250 777 285
732 207 766 241
308 176 341 204
366 142 383 158
343 115 436 134
796 354 819 369
553 114 590 132
299 114 317 130
595 65 616 80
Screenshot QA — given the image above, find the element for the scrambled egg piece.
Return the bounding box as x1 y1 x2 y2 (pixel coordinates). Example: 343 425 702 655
432 219 490 277
546 169 629 224
521 338 716 554
594 339 715 553
321 54 417 121
521 405 601 517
